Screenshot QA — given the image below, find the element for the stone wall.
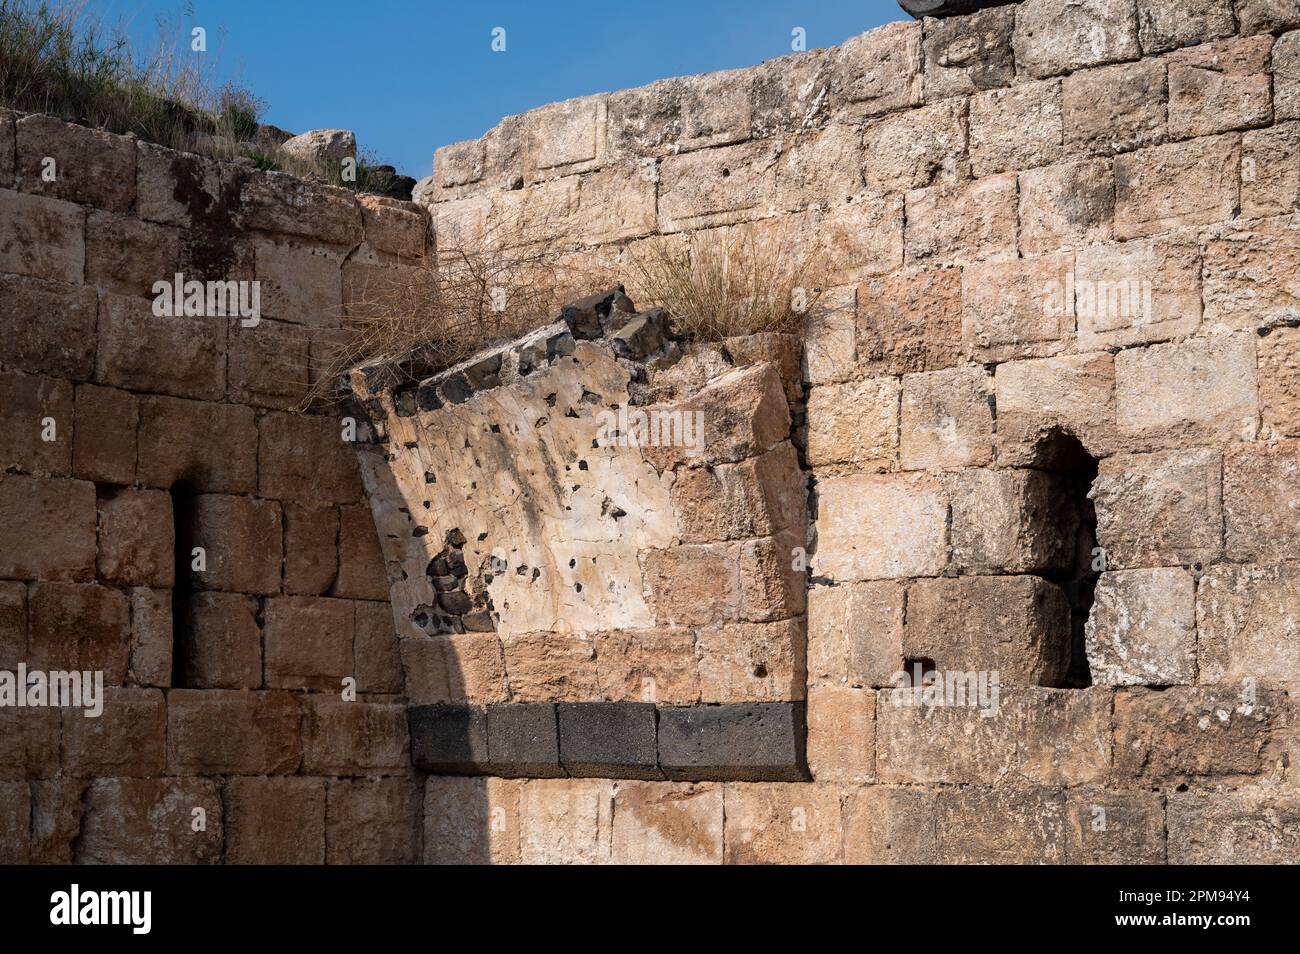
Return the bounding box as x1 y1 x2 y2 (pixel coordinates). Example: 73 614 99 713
402 0 1300 863
3 0 1300 865
0 110 429 863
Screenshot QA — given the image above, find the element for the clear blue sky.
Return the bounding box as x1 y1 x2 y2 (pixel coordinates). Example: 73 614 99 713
97 0 908 178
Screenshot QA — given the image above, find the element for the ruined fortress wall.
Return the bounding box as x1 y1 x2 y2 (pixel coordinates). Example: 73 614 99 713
403 0 1300 863
2 0 1299 866
0 110 429 863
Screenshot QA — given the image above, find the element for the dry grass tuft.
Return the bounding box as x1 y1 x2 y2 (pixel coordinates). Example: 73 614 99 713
628 223 826 341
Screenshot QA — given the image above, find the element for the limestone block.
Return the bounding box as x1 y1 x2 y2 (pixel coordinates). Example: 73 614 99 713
805 687 875 785
0 274 96 379
723 782 842 864
1223 439 1300 563
900 366 994 469
806 376 899 468
15 113 135 211
813 473 948 581
1168 36 1274 140
1074 236 1201 349
861 99 967 193
1198 563 1300 686
0 189 84 283
78 779 222 864
923 5 1017 98
182 591 261 689
968 79 1063 176
905 173 1018 266
961 252 1074 361
1136 0 1234 54
610 782 723 864
226 776 326 865
265 595 355 691
1114 135 1240 239
1012 0 1142 79
95 292 226 401
188 493 283 596
167 689 301 775
1018 158 1115 253
97 488 174 588
1085 568 1197 685
857 266 964 374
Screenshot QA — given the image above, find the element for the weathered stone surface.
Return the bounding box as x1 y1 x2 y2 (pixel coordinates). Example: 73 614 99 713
256 239 344 326
334 503 389 600
1203 226 1300 332
1113 687 1282 786
1065 788 1166 863
1061 60 1167 156
353 600 402 694
774 124 864 211
0 582 24 672
282 128 356 164
1136 0 1235 53
832 21 923 119
15 113 135 211
658 140 777 233
969 79 1063 176
1223 440 1300 563
189 493 283 595
0 189 84 283
900 366 993 468
943 468 1073 574
1198 563 1300 685
27 582 130 682
518 778 613 864
696 617 806 703
486 703 563 777
0 476 95 581
0 369 71 477
1074 237 1202 349
226 776 326 865
806 376 899 468
240 171 362 246
856 267 962 376
72 384 137 485
1086 568 1197 685
1114 336 1258 446
78 778 222 864
558 702 660 779
935 787 1067 864
0 782 28 864
843 785 937 864
167 689 301 775
136 396 257 494
806 580 905 689
500 632 600 703
994 352 1116 463
861 99 968 193
1012 0 1142 79
0 274 96 379
806 686 875 784
425 776 523 865
642 544 740 628
610 781 724 864
283 503 338 596
95 293 226 400
1018 158 1115 253
1114 135 1240 239
905 173 1018 266
1168 36 1274 140
226 318 311 410
302 697 408 775
0 706 59 779
1237 0 1300 35
658 703 806 781
409 703 490 773
264 595 355 691
905 575 1072 686
1093 448 1223 568
63 687 165 777
922 5 1017 98
723 782 842 864
876 688 1111 785
182 591 261 689
670 443 804 543
85 210 179 299
328 777 421 865
258 411 364 504
127 587 172 688
1260 327 1300 440
594 627 699 703
961 252 1074 361
97 488 174 588
813 473 948 581
1167 791 1300 864
1242 122 1300 218
1279 31 1300 120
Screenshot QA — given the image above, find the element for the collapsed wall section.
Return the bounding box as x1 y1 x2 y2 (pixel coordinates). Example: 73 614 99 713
406 0 1300 864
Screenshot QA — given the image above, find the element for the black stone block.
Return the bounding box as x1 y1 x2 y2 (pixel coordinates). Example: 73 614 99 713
487 704 564 778
416 383 443 412
611 308 671 361
557 702 660 779
464 352 503 391
657 703 808 781
897 0 1015 18
409 704 489 773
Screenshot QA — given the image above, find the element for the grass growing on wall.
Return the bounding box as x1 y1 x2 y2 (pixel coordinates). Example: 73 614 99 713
629 224 825 340
0 0 400 193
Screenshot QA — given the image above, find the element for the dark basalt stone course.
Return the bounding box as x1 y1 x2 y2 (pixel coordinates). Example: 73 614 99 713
408 701 808 781
898 0 1017 18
